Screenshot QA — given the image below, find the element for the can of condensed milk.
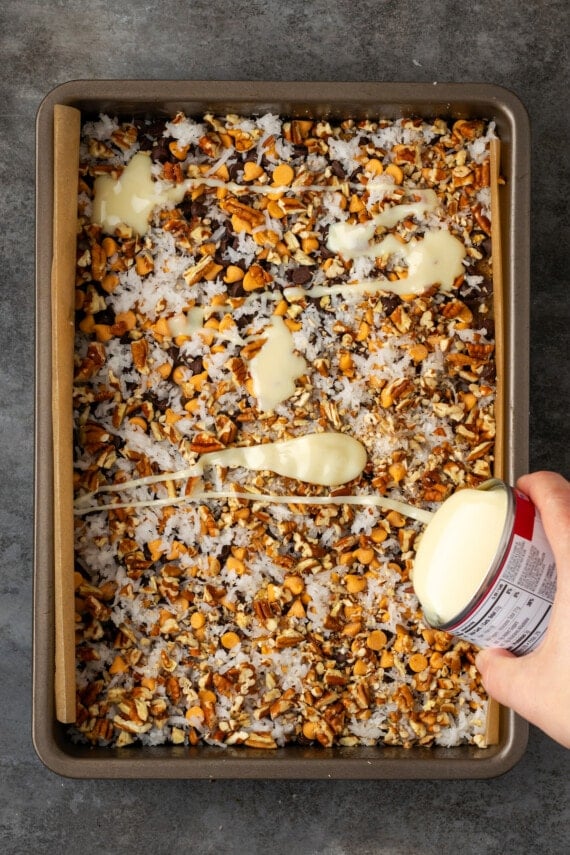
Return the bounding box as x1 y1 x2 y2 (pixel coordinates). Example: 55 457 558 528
412 479 556 655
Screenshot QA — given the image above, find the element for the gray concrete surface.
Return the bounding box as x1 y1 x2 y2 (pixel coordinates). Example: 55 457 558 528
1 1 569 852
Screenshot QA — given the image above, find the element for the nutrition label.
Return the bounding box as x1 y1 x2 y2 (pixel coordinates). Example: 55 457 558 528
448 496 557 655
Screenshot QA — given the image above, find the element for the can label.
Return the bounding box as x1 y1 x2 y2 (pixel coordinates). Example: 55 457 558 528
445 488 556 654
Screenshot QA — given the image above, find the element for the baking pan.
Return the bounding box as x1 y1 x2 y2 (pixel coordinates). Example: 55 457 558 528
34 80 530 778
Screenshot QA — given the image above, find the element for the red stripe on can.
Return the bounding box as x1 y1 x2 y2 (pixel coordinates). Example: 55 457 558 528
513 488 535 540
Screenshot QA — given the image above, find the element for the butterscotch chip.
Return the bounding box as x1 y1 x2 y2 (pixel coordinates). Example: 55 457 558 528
366 630 388 651
223 265 245 283
220 631 240 649
109 655 128 674
345 575 367 594
283 574 304 595
353 660 368 676
190 612 206 630
302 720 317 740
409 653 429 673
243 161 265 181
271 163 295 186
243 263 272 291
385 163 403 183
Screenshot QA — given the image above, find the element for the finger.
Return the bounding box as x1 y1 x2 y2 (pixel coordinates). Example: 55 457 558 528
477 646 570 748
516 472 570 554
516 472 570 595
475 648 541 719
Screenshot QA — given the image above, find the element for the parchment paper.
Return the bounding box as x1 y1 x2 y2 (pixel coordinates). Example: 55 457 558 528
483 137 505 747
52 104 81 723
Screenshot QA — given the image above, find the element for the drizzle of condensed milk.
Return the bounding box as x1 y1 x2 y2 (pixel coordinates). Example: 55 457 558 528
325 227 465 297
412 486 508 624
91 161 464 298
93 152 187 235
91 151 402 236
327 190 439 258
91 152 441 240
200 432 367 486
74 431 368 503
168 307 206 336
321 189 466 296
168 306 247 347
167 312 306 412
73 429 434 523
248 316 307 412
285 229 465 301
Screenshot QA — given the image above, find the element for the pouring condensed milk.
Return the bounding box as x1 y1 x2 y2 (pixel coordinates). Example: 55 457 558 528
412 479 557 655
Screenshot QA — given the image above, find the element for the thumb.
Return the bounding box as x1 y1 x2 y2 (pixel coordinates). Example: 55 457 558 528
475 647 535 714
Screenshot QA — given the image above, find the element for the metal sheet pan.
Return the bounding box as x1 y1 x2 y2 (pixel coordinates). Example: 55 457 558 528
34 80 530 778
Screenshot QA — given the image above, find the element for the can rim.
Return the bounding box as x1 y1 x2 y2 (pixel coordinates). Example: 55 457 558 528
430 479 515 632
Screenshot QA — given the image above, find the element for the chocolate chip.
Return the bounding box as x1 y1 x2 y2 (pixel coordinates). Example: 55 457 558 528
150 138 172 163
191 201 209 219
330 159 346 179
319 245 335 260
381 294 401 316
228 161 240 181
93 307 115 326
227 279 246 298
188 356 204 375
287 266 312 285
145 392 168 414
219 545 232 564
110 433 125 451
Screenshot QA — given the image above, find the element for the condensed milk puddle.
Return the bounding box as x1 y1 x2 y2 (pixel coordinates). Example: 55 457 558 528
248 316 307 412
324 198 466 297
167 311 307 412
93 153 187 236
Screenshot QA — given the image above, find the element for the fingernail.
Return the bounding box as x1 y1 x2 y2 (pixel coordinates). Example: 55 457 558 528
475 649 487 671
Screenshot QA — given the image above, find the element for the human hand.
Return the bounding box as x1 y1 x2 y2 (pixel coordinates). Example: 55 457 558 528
475 471 570 747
